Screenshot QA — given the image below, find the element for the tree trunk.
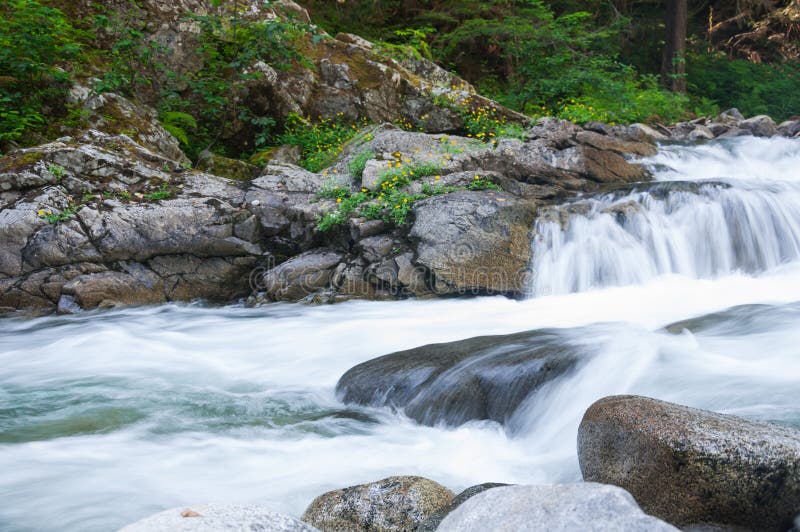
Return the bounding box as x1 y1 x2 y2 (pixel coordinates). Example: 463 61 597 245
662 0 688 92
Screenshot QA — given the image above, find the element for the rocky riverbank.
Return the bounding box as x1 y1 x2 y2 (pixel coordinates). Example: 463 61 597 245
119 395 800 531
3 91 799 315
1 0 799 315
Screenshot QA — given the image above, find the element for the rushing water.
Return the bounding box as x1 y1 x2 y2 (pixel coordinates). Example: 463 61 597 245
2 137 800 531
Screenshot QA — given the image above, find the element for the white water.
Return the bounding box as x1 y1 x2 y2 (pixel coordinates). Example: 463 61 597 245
2 137 800 531
530 137 800 295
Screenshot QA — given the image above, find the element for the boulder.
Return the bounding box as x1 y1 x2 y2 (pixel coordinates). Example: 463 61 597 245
336 329 582 428
196 151 259 181
436 483 678 532
739 115 778 137
688 125 715 141
409 191 536 295
61 269 165 309
416 483 508 531
716 108 745 122
778 120 800 137
574 131 657 157
120 504 318 532
301 476 454 532
259 249 344 301
620 123 670 144
578 395 800 531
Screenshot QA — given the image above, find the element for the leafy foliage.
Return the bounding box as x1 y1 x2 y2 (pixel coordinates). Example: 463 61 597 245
159 112 198 147
0 0 81 147
278 113 370 172
687 52 800 121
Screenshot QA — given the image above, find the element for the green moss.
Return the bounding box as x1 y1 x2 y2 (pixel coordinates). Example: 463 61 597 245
198 153 259 181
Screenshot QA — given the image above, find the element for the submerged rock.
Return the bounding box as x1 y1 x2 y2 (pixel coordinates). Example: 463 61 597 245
578 395 800 531
436 483 678 532
301 476 453 532
120 504 318 531
336 329 583 428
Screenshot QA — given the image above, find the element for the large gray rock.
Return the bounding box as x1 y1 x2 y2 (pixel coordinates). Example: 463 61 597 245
739 115 778 137
578 395 800 531
436 483 678 532
259 250 344 302
120 504 318 531
301 476 454 532
410 191 536 295
336 329 582 428
416 483 508 531
779 120 800 137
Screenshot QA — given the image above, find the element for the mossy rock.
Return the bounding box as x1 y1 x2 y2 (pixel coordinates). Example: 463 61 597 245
197 151 260 181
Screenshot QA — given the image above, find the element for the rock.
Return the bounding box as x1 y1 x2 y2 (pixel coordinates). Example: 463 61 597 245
61 270 165 309
739 115 778 137
197 151 259 181
359 235 394 263
56 294 82 315
120 504 318 532
688 125 715 141
622 123 670 143
436 483 678 532
409 191 536 295
260 249 344 301
82 92 189 164
250 145 303 166
416 483 508 531
549 145 650 184
336 329 582 428
708 122 733 137
335 33 375 50
574 131 657 157
394 252 429 295
578 395 800 531
778 120 800 137
302 476 454 532
717 108 745 122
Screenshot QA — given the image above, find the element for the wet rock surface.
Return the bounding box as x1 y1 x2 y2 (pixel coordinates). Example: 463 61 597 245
301 476 454 532
578 395 800 531
336 329 585 428
436 483 679 532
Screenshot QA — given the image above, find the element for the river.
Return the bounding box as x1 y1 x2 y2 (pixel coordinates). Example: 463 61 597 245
1 137 799 531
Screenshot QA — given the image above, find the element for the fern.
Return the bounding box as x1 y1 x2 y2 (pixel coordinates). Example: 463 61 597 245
160 111 197 146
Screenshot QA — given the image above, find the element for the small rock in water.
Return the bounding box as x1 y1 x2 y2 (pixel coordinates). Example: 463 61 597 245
436 483 678 531
578 395 800 531
302 475 454 532
120 504 318 531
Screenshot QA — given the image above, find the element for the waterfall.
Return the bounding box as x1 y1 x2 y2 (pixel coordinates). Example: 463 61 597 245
529 137 800 296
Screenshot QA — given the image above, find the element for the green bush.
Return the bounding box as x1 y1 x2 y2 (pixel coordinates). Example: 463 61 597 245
687 52 800 121
278 113 370 172
0 0 81 146
348 149 375 178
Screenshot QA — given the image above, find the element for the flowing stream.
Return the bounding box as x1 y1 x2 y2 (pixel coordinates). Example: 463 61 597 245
2 137 800 531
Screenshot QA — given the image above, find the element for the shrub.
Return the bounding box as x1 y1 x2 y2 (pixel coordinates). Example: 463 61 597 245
348 149 375 178
0 0 81 146
687 52 800 121
278 113 370 172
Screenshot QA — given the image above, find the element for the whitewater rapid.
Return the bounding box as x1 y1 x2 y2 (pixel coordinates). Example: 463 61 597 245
1 136 800 531
530 137 800 295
